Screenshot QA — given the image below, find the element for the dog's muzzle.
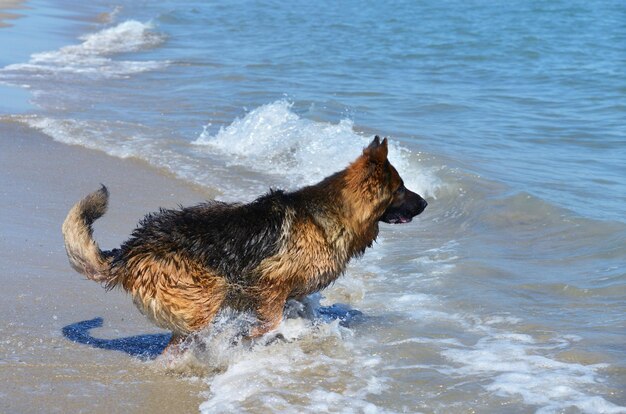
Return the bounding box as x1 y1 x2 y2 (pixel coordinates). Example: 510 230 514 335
380 189 427 224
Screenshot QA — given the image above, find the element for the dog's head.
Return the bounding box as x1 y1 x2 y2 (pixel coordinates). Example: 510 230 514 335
362 136 428 224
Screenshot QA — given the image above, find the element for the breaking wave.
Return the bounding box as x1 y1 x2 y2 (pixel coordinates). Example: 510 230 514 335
1 20 167 79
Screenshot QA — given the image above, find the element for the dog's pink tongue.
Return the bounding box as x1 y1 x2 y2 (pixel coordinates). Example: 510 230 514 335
390 216 412 224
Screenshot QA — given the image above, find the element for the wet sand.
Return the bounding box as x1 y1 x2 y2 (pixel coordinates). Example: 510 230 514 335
0 120 216 413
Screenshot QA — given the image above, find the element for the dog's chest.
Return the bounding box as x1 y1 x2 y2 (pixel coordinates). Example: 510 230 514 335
275 224 352 297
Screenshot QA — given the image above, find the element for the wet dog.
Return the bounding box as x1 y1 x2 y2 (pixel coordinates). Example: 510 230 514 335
62 136 427 351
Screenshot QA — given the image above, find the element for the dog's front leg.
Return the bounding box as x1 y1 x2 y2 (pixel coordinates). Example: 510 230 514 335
249 316 282 338
162 332 187 355
249 289 290 338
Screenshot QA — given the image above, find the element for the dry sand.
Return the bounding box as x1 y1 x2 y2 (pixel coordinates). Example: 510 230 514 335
0 120 217 413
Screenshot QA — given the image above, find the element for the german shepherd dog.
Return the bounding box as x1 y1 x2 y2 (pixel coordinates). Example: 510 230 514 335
62 136 427 351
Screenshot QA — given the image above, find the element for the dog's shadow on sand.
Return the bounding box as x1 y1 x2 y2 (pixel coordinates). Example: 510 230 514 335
62 317 170 359
63 305 364 359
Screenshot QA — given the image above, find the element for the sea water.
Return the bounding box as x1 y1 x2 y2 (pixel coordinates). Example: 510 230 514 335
1 0 624 412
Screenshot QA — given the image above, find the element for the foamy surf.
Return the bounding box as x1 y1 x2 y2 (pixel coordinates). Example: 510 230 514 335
155 299 391 414
194 100 442 199
0 20 167 79
442 332 623 414
361 239 626 414
8 100 442 203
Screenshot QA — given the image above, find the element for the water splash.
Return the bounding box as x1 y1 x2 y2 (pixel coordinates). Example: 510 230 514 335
194 100 441 198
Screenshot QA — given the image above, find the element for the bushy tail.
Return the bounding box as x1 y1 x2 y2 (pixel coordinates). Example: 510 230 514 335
62 185 113 283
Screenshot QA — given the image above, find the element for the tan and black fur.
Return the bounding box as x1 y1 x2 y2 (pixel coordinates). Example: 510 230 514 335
62 136 427 350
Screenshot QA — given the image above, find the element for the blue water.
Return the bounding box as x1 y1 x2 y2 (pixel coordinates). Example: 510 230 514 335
4 0 624 221
52 0 626 220
1 0 625 412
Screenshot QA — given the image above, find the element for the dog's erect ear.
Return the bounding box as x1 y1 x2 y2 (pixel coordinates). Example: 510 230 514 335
369 135 381 148
364 135 388 163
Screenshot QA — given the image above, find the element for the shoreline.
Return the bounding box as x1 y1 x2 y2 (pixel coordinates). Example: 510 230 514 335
0 120 212 413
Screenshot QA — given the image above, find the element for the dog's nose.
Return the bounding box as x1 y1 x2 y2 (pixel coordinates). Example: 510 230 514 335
415 198 427 215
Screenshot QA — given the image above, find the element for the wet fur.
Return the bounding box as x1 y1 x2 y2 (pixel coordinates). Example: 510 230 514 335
62 137 423 342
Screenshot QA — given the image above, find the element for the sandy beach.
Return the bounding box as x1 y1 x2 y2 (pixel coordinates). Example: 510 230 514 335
0 120 216 413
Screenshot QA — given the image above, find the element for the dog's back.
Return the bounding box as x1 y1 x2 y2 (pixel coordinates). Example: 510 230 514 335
110 192 290 289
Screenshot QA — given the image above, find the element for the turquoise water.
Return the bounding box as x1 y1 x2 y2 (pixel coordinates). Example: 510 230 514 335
1 0 625 412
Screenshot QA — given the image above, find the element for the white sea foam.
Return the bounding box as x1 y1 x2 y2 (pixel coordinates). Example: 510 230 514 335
194 100 441 199
381 305 625 413
442 333 625 414
9 115 226 194
387 287 624 413
11 100 443 203
1 20 167 78
359 239 626 414
161 301 394 413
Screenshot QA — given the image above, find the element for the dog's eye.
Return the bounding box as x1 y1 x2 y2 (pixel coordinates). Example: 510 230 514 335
395 185 405 195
